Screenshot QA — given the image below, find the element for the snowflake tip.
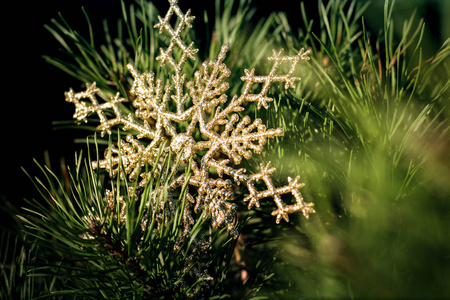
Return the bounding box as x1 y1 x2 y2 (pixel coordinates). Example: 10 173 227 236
272 209 289 224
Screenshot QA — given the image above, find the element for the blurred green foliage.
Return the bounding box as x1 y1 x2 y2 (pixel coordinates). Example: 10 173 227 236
256 0 450 298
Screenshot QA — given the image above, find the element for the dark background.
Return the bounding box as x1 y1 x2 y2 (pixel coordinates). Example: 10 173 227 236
1 0 447 209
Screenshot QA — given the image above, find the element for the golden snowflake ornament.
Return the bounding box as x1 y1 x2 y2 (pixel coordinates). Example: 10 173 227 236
65 0 314 237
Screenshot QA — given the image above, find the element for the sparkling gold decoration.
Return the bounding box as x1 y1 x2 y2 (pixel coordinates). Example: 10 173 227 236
65 0 314 237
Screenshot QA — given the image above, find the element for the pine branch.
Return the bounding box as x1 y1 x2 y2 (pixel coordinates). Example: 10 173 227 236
14 0 449 298
18 140 245 298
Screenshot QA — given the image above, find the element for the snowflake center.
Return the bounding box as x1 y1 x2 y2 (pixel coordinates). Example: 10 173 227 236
170 133 196 160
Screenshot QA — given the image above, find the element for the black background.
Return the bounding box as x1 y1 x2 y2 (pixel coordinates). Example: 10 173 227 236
1 0 446 208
